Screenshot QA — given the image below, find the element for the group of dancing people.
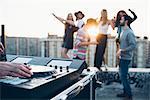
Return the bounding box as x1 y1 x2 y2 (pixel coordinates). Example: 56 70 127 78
52 9 137 68
52 9 137 100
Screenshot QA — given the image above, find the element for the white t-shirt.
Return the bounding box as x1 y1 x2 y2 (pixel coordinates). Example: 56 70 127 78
75 19 85 29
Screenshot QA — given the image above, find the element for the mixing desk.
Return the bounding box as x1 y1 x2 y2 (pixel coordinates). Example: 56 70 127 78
0 55 89 100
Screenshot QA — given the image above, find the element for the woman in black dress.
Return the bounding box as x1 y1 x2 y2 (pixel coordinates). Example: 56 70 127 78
52 13 78 58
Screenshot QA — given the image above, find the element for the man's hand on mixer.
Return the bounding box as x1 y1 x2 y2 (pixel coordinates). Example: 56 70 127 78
0 62 33 78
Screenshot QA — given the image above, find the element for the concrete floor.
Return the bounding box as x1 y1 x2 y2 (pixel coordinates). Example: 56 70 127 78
95 82 150 100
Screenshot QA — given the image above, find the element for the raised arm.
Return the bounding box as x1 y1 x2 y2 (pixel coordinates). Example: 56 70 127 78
128 9 137 23
52 13 65 24
52 13 75 26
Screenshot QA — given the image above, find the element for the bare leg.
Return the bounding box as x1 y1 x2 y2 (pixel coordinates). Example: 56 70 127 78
61 48 69 58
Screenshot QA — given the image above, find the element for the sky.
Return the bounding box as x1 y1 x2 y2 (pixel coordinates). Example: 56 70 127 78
0 0 150 39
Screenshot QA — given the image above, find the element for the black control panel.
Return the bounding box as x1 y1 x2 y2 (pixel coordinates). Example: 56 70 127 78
0 55 87 100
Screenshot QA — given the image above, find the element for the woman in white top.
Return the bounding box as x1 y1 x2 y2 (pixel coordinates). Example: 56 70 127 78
94 9 114 70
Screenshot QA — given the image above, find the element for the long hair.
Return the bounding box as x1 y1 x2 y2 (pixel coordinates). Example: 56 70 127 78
115 10 127 27
65 13 74 29
100 9 108 25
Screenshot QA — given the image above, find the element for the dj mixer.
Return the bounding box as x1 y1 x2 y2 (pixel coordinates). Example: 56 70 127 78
1 55 96 100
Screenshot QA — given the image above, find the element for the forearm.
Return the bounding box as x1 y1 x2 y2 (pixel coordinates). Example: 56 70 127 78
129 10 137 21
56 16 64 23
78 42 90 46
53 14 64 24
79 41 98 46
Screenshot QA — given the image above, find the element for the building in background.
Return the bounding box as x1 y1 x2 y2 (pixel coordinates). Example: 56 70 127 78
41 34 63 58
2 35 150 68
105 36 117 67
132 37 150 68
147 40 150 68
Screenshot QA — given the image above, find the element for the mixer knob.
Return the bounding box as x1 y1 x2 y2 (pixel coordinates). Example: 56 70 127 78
55 65 57 69
66 66 69 72
60 66 62 72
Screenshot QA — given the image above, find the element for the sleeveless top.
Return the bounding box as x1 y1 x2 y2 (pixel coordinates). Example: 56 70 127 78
98 21 109 35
